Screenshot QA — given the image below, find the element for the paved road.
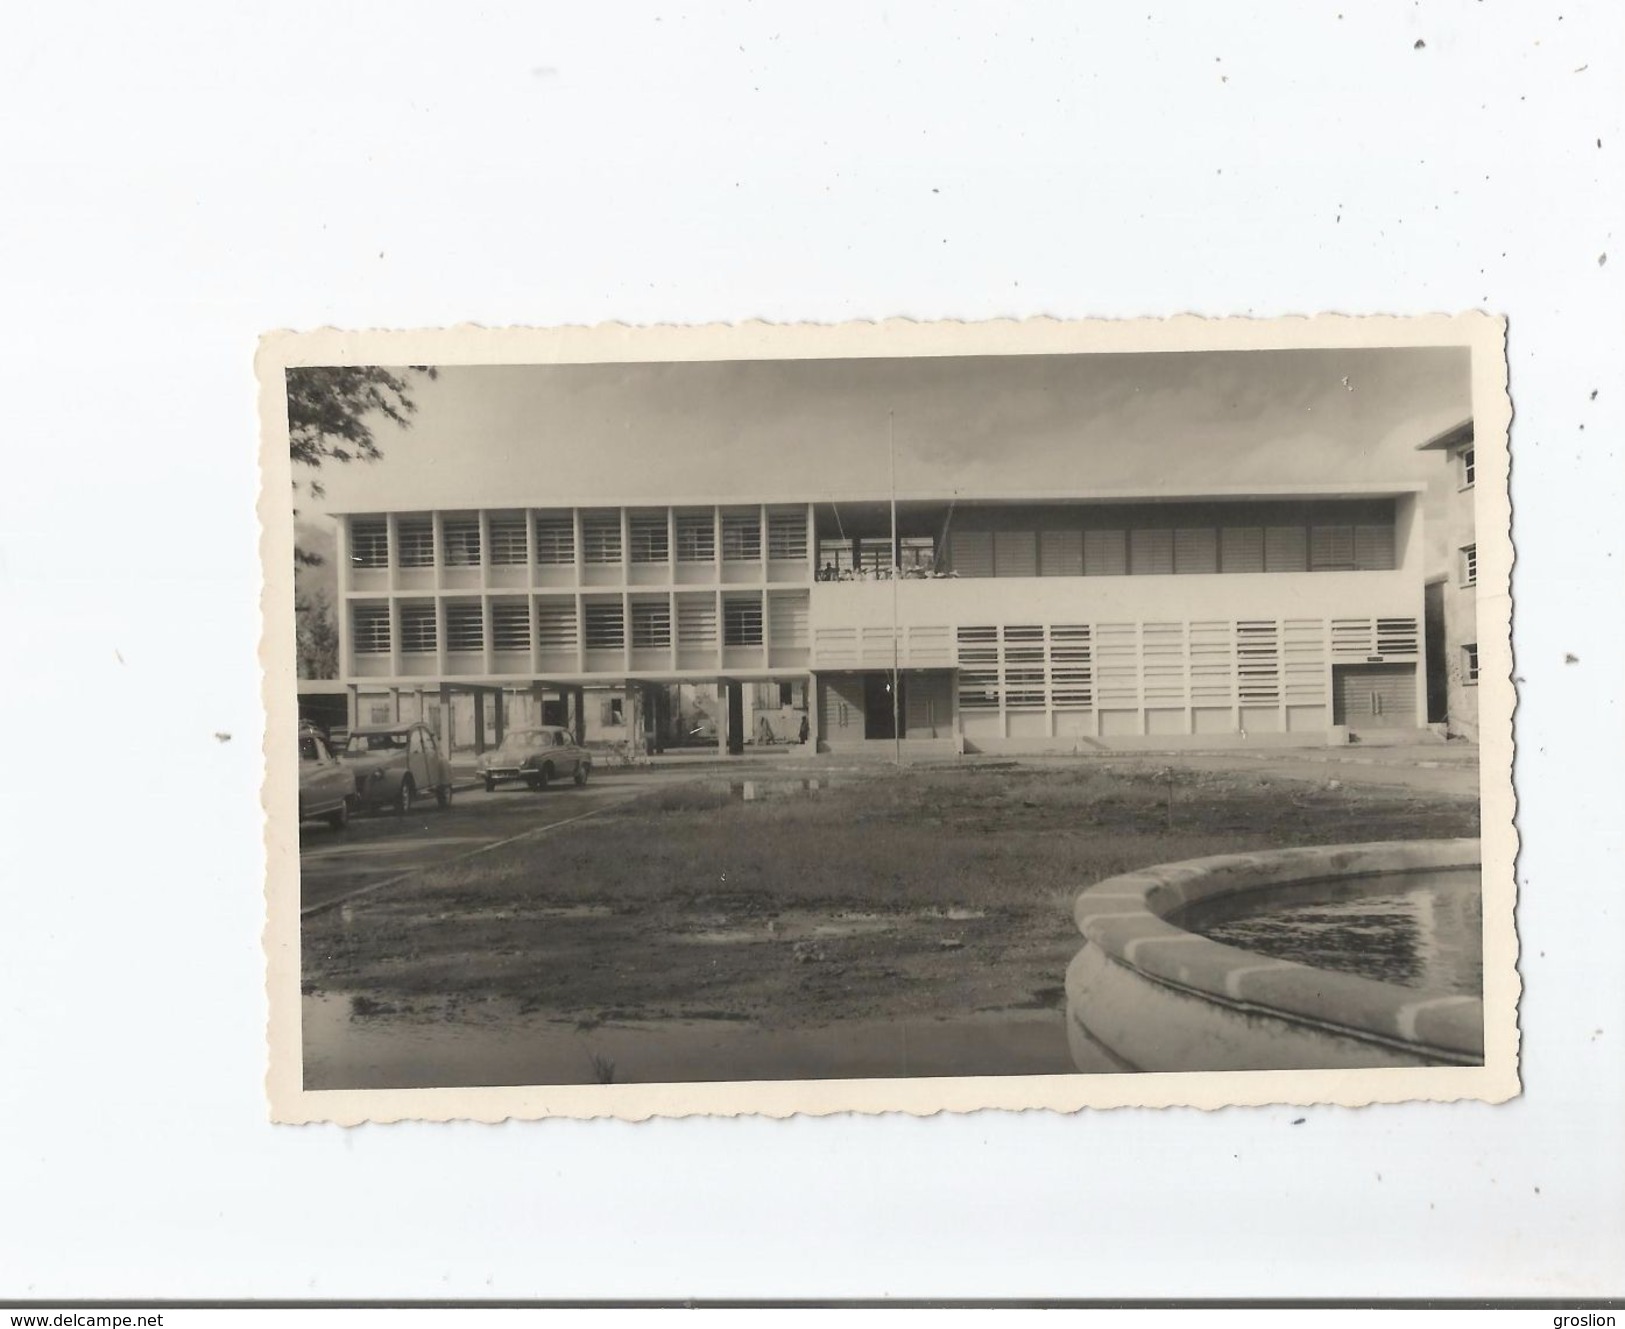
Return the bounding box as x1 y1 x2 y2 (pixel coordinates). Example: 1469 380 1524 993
297 776 645 912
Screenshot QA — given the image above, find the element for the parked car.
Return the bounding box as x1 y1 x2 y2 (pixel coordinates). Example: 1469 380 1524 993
476 726 593 792
341 722 455 813
298 726 355 829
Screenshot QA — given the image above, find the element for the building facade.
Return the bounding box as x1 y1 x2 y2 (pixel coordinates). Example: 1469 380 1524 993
331 485 1430 756
1417 420 1478 739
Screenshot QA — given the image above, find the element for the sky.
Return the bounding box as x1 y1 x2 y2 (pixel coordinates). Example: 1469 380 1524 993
294 345 1472 582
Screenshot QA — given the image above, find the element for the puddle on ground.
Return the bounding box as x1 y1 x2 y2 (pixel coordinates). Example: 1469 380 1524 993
711 778 842 803
675 910 896 945
300 991 1071 1088
670 907 988 945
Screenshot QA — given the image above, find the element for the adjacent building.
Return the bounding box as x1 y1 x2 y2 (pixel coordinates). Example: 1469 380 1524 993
1416 420 1478 739
330 483 1432 756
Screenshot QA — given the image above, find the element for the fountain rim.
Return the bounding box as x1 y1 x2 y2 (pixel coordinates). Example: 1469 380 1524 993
1072 839 1484 1063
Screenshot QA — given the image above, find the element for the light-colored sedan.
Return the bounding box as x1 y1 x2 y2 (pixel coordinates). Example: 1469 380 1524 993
298 727 355 829
342 722 455 813
477 726 593 792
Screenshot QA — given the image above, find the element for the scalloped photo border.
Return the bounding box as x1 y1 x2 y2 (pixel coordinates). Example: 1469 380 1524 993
258 313 1516 1123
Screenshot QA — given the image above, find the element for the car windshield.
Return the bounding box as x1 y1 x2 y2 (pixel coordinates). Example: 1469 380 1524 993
298 736 322 761
346 732 409 755
500 731 551 752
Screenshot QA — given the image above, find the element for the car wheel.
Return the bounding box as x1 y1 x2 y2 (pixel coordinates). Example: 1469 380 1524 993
325 798 351 831
436 782 451 809
573 762 589 787
395 777 415 815
484 775 496 793
536 763 552 791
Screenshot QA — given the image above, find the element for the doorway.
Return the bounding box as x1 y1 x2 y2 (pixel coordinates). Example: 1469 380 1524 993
863 672 904 740
1332 663 1418 730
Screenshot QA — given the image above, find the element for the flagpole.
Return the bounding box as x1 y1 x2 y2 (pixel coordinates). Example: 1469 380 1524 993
890 410 900 767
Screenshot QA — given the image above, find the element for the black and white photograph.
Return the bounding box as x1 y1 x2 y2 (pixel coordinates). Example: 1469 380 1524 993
10 0 1625 1308
263 316 1516 1121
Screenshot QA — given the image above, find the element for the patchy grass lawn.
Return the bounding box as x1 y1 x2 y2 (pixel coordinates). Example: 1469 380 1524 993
304 762 1480 1027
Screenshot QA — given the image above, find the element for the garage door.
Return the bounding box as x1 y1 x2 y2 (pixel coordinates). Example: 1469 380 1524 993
1333 664 1417 730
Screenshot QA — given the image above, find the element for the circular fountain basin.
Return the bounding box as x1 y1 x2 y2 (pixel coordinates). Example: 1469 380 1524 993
1065 839 1483 1073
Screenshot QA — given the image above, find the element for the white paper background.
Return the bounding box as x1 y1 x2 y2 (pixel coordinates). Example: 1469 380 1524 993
2 0 1620 1301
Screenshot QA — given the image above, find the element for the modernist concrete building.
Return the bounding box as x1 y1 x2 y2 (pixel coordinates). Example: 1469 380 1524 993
330 483 1433 756
1417 420 1478 739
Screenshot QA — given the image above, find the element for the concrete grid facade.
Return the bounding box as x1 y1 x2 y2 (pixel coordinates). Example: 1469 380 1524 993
333 485 1431 756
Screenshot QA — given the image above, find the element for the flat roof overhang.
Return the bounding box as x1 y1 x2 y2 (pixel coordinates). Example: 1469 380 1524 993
333 482 1427 519
1416 420 1473 452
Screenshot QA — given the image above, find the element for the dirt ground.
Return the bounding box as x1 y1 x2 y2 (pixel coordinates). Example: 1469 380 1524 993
303 761 1481 1030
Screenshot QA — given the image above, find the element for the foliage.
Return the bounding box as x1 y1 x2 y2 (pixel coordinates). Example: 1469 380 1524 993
295 588 340 679
286 365 434 565
287 366 423 483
